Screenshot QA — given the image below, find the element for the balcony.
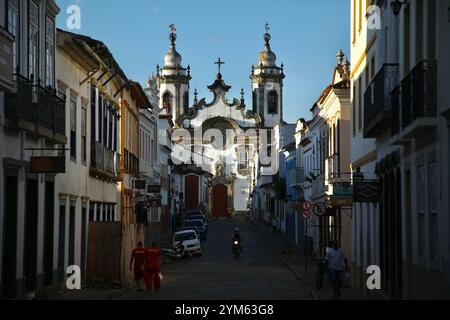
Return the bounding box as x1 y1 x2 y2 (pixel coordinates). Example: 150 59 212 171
5 76 66 144
327 154 340 181
37 85 66 135
0 26 14 92
90 141 121 182
289 167 305 188
391 60 437 143
363 64 399 138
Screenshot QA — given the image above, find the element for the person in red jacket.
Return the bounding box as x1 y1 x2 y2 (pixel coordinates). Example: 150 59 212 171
129 242 145 290
144 242 161 291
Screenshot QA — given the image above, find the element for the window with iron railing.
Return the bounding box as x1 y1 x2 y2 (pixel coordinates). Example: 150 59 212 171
399 60 437 130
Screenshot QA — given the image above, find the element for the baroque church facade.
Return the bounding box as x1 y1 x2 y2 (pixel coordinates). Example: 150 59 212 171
153 26 285 218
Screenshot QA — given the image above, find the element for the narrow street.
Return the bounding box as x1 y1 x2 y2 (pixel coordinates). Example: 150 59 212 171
55 220 313 300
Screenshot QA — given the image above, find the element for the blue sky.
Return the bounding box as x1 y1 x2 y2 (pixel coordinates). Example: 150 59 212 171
56 0 350 123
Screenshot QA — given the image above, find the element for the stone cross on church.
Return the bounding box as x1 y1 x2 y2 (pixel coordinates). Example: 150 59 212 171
214 57 225 78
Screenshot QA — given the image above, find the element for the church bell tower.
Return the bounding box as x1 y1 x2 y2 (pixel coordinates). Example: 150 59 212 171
157 24 192 127
250 23 285 128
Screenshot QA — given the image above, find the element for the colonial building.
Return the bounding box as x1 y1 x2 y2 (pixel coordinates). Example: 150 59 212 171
56 30 150 289
143 76 167 239
295 51 351 257
359 0 450 299
154 25 284 219
252 27 286 222
274 122 296 234
349 0 380 295
138 79 159 241
0 0 63 299
282 138 298 243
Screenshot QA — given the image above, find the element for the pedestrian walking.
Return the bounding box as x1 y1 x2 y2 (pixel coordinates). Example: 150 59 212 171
129 242 145 291
144 242 161 291
325 240 348 299
313 242 326 290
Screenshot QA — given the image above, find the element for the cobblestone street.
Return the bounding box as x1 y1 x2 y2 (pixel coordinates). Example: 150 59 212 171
52 219 365 300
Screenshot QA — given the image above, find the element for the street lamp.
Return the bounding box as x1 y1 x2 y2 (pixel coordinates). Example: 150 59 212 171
391 0 406 16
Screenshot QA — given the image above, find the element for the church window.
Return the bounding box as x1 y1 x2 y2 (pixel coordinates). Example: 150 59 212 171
252 91 257 113
163 92 172 114
267 90 278 114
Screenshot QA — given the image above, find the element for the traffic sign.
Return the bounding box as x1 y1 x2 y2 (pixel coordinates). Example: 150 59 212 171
302 210 311 220
301 201 312 212
313 203 326 216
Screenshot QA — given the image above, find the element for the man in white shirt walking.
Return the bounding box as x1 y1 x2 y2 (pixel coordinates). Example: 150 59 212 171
325 240 348 299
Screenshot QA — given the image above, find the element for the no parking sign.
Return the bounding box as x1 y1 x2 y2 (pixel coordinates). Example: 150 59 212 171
301 201 312 220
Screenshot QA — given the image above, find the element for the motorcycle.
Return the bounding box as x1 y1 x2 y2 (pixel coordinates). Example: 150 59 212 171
232 239 241 259
161 241 193 263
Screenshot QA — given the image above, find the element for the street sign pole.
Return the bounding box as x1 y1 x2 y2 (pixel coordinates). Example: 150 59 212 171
305 217 308 274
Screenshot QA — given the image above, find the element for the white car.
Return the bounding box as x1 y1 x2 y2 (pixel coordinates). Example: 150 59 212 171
172 230 202 256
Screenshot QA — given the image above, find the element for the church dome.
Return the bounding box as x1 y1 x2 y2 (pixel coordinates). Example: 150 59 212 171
164 32 182 68
258 33 277 67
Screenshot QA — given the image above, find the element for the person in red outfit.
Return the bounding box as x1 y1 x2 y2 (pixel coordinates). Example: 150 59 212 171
144 242 161 291
129 242 145 290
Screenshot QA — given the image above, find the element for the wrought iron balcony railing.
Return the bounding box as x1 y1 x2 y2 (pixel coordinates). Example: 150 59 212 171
5 76 66 137
363 64 399 138
37 85 66 135
90 141 121 181
400 60 437 131
5 75 36 122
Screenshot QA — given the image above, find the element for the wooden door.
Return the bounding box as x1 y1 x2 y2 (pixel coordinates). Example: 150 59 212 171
185 175 199 210
212 184 228 217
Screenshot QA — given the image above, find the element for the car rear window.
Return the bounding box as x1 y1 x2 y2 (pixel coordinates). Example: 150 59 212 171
174 232 197 242
186 220 203 227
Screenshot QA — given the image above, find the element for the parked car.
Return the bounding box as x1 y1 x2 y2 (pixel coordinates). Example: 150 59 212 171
186 210 205 217
188 214 208 232
176 226 199 236
183 219 207 240
172 230 202 257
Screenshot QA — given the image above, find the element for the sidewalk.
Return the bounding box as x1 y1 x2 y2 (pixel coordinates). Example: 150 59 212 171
52 232 174 300
253 220 367 300
49 285 136 300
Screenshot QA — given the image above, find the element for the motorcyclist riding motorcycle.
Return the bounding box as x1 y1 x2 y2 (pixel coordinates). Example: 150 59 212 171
232 227 242 258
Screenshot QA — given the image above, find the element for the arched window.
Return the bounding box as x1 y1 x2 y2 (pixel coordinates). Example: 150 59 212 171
267 90 278 114
162 92 172 114
252 91 257 113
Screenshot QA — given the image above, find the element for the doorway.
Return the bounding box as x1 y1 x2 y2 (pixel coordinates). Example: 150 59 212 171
43 180 55 287
2 175 18 298
212 184 228 217
24 178 39 292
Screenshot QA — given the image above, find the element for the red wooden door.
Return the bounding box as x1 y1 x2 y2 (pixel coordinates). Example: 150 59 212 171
212 185 228 217
185 175 199 210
